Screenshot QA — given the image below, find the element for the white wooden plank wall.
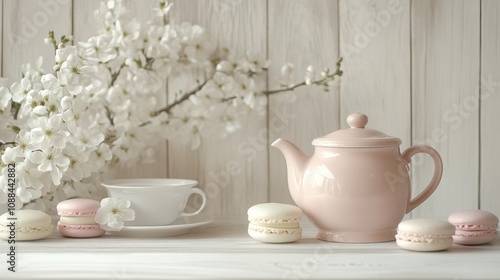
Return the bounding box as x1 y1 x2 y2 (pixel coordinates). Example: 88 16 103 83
480 0 500 218
168 0 268 218
0 0 498 221
268 0 340 205
411 0 480 220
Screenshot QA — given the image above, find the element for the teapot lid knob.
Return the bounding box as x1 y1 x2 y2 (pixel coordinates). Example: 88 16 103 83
347 113 368 128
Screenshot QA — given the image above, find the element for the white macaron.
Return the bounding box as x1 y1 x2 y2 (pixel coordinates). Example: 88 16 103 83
0 210 53 241
247 203 303 243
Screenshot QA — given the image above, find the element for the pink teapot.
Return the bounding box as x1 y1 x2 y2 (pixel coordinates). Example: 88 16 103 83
272 113 443 243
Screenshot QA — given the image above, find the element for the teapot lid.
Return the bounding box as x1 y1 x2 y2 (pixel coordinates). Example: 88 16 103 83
311 113 402 147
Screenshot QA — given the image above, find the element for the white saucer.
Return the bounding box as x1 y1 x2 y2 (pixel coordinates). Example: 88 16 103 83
107 216 214 238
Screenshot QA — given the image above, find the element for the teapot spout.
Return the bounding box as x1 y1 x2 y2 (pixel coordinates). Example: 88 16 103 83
271 138 310 208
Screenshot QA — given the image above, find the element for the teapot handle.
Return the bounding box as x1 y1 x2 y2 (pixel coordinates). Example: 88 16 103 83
402 145 443 213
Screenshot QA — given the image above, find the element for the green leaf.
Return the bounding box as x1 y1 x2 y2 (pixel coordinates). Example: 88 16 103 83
11 126 20 134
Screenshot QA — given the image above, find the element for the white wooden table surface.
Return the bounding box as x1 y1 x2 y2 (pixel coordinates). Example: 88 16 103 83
1 217 499 280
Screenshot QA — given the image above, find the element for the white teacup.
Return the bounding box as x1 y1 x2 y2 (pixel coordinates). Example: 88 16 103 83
101 178 207 226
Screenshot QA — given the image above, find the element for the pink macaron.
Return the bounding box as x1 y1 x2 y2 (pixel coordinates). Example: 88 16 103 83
448 210 498 245
395 219 455 251
57 198 105 238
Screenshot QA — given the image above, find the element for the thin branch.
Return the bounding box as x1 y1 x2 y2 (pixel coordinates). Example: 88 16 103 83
0 141 16 147
155 78 210 116
264 81 307 95
145 57 343 124
138 77 211 128
47 31 57 55
221 81 307 103
110 63 126 86
105 106 114 126
12 102 21 120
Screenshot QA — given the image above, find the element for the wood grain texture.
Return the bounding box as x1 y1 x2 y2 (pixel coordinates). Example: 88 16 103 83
5 219 500 279
0 0 2 77
339 0 411 220
1 0 500 222
73 0 168 180
169 0 268 219
339 0 411 151
268 0 340 205
2 0 72 83
411 0 480 219
480 0 500 218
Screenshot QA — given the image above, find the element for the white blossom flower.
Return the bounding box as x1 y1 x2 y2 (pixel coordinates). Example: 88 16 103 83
280 63 294 87
95 197 135 231
16 187 42 204
65 155 93 181
1 147 19 165
180 23 215 63
305 65 316 86
71 127 105 153
10 77 33 103
32 92 62 116
0 87 12 109
231 73 256 98
79 36 117 63
60 53 94 83
16 160 46 190
29 149 70 185
0 0 342 212
41 72 83 96
54 46 78 66
90 143 112 170
239 52 270 73
16 130 34 154
145 25 181 60
30 115 69 149
215 53 239 74
112 18 141 48
154 1 173 17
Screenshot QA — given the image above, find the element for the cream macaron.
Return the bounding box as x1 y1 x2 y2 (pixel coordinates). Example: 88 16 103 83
248 203 303 243
396 218 455 252
0 210 53 241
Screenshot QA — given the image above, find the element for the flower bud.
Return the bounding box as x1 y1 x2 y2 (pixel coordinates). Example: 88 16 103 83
281 63 294 77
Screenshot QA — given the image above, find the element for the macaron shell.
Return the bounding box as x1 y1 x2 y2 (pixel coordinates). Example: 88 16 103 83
58 222 105 238
248 224 302 243
13 226 53 241
57 198 101 217
396 219 455 251
453 230 498 245
397 219 456 236
448 210 499 228
247 203 303 224
396 237 453 252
